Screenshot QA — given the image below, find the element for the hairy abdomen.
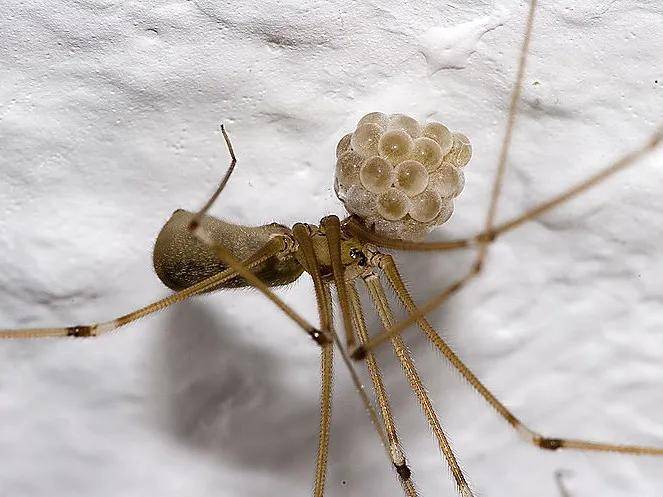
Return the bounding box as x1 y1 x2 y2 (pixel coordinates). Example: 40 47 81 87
153 210 303 291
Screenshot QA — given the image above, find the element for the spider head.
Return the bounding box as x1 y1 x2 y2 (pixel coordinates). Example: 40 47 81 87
334 112 471 241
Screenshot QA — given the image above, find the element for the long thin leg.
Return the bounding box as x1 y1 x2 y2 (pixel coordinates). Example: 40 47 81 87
347 281 418 496
292 223 405 496
190 127 398 481
345 0 538 255
351 131 663 353
476 0 538 267
322 215 419 494
286 224 335 496
321 215 356 348
343 0 660 254
374 251 663 457
346 127 663 251
182 125 326 344
352 258 478 356
482 128 663 242
0 237 286 339
315 309 334 497
343 216 472 251
190 225 326 344
188 124 237 229
363 271 474 497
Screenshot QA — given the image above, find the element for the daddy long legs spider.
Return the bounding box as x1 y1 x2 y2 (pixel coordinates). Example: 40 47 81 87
1 0 660 495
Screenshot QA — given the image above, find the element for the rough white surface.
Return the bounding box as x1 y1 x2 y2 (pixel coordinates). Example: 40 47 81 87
1 1 662 496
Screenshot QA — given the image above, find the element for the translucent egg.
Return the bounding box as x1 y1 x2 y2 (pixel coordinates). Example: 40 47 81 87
444 132 472 167
360 156 394 193
422 122 453 155
336 133 352 158
387 114 421 137
370 216 401 240
394 160 428 197
335 150 364 189
409 190 442 222
357 112 388 130
397 216 431 241
377 188 411 221
429 164 465 198
351 123 383 157
345 184 377 219
433 200 454 225
410 137 443 172
378 130 413 165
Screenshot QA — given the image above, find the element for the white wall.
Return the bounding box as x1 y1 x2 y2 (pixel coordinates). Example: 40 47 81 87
1 1 662 496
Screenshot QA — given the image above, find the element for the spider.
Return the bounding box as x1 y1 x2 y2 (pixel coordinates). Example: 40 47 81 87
1 1 662 496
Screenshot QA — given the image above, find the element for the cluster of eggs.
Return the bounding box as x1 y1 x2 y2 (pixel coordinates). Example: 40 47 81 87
334 112 472 241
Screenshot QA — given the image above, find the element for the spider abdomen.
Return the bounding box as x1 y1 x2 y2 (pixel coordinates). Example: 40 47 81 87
153 210 304 291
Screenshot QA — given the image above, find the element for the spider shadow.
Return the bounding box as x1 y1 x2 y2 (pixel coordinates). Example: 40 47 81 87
150 298 396 479
148 242 473 489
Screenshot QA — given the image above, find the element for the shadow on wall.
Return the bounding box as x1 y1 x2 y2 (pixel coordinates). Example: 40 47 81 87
147 257 469 490
150 299 320 474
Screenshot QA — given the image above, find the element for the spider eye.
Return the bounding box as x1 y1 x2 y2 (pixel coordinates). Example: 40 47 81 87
334 112 471 242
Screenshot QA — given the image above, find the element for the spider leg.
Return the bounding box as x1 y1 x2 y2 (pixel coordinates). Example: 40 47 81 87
343 0 538 255
192 225 325 342
345 0 660 255
477 0 538 266
363 270 475 497
188 124 237 229
478 128 663 244
371 252 663 457
184 124 325 344
352 258 478 356
318 217 420 494
347 281 419 496
294 223 403 495
290 225 336 496
0 238 283 339
347 0 661 353
315 291 334 497
359 123 653 252
343 216 473 252
321 215 357 349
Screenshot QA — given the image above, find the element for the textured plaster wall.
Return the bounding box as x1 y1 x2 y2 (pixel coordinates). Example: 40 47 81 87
0 1 662 496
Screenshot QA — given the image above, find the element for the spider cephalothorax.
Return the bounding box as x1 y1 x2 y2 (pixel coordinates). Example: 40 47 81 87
334 112 472 241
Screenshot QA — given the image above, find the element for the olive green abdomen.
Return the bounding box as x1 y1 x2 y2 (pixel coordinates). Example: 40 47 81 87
153 210 304 291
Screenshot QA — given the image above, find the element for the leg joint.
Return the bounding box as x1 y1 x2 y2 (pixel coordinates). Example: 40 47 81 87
535 436 564 451
309 328 332 346
394 462 412 480
350 344 367 361
67 325 97 338
475 230 498 245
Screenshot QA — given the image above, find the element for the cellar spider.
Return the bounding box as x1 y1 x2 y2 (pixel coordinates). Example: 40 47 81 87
1 0 662 495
